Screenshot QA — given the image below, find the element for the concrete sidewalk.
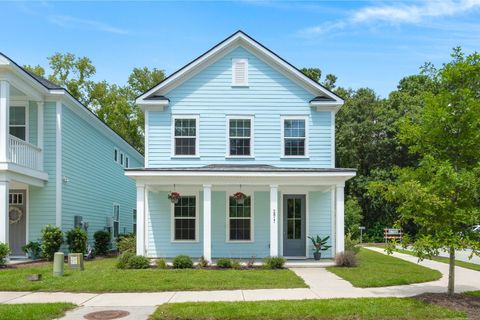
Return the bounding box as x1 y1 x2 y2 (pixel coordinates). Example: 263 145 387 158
0 247 479 319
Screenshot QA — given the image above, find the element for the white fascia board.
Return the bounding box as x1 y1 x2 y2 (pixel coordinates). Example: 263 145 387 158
138 100 169 112
0 72 45 101
125 170 355 178
310 103 343 114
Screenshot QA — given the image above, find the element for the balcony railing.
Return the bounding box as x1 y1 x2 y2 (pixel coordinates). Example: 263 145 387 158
8 135 42 171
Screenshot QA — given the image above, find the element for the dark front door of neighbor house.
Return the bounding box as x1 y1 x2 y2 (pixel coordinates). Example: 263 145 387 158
283 195 306 257
9 190 27 256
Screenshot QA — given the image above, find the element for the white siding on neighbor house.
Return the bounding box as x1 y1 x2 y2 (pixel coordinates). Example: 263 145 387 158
147 46 333 168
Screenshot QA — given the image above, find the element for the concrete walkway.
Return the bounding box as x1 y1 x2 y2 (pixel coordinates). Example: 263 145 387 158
0 247 479 319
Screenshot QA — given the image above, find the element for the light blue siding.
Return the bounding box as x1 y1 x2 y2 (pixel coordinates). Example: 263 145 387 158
28 102 56 241
308 191 333 258
28 101 37 146
148 46 333 168
61 104 142 244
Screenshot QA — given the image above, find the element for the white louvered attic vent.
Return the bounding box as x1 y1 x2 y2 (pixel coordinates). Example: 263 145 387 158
232 59 248 86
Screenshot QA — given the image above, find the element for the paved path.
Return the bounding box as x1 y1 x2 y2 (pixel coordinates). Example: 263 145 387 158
0 247 479 319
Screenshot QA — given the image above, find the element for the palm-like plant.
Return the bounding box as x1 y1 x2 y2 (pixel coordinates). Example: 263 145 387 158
308 235 331 253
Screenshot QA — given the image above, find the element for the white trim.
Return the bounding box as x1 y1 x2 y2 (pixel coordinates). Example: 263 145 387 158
136 185 146 256
136 32 343 106
171 114 200 158
25 186 29 246
0 81 10 163
0 179 9 244
232 58 249 87
269 184 278 256
144 186 150 255
225 192 254 243
280 115 309 158
330 186 336 257
330 111 335 168
37 101 44 170
145 110 150 168
335 184 345 254
170 193 200 243
55 101 62 227
225 115 254 158
203 184 211 261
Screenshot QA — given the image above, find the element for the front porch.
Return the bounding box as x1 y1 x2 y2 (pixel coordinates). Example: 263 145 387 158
127 166 355 262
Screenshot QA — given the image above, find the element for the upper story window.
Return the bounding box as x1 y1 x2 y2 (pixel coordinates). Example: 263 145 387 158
173 116 198 157
232 59 248 86
282 116 308 157
228 117 253 157
9 106 27 141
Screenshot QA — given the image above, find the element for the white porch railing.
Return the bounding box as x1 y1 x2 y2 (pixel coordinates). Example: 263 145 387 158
8 135 42 171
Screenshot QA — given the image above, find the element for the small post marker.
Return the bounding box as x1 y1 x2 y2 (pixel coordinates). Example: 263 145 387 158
53 252 64 277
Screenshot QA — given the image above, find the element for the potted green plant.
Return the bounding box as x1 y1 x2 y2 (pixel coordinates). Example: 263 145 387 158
22 241 42 260
308 235 331 260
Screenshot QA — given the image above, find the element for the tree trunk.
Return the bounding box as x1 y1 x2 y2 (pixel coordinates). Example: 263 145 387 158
447 246 455 296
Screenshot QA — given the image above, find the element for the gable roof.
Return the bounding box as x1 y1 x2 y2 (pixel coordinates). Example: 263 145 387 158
136 30 344 109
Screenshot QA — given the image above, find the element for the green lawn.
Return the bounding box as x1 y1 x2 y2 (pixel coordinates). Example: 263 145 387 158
150 298 465 320
395 248 480 272
0 258 306 292
465 290 480 297
327 248 442 287
0 303 75 320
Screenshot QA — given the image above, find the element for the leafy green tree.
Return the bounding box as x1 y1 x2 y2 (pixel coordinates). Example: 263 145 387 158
372 48 480 295
300 67 337 89
345 196 363 236
23 64 46 77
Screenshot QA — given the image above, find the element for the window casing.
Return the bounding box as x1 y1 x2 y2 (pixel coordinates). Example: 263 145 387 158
282 116 308 157
113 204 120 238
227 195 253 242
172 116 199 157
172 196 197 241
227 117 253 157
9 106 27 141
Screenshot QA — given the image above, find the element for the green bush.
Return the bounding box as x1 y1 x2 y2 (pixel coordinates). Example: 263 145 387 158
127 255 150 269
173 255 193 269
93 230 111 256
345 232 361 255
232 259 241 270
0 242 10 266
41 225 64 261
66 228 88 254
216 258 232 268
21 241 42 259
117 234 136 254
262 256 286 269
116 251 135 269
156 258 168 269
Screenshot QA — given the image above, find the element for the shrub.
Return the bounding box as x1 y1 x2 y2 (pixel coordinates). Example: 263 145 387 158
198 256 209 268
22 241 42 259
232 259 241 270
116 251 135 269
93 230 111 256
345 232 360 255
66 228 88 254
0 243 10 266
263 256 286 269
41 225 64 261
117 234 136 254
216 258 232 268
156 258 168 269
127 255 150 269
173 255 193 269
335 250 358 267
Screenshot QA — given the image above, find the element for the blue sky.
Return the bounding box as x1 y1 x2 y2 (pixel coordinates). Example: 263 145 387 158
2 1 480 97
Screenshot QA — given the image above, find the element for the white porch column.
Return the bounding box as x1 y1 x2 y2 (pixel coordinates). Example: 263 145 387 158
269 184 279 256
203 184 212 262
0 81 10 163
136 184 146 256
37 101 44 170
335 184 345 254
0 179 9 245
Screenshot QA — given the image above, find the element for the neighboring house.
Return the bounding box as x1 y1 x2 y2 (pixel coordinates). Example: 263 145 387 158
127 31 355 261
0 53 143 257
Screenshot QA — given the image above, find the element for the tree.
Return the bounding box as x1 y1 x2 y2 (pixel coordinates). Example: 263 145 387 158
300 67 337 89
372 48 480 295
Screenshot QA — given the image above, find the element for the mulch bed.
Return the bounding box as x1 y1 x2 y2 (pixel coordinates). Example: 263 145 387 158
415 292 480 319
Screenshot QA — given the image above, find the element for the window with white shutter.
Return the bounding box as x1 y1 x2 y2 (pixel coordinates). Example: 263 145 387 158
232 59 248 86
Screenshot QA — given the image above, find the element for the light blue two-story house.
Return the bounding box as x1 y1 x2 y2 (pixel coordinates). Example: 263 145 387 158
0 53 143 257
127 31 355 261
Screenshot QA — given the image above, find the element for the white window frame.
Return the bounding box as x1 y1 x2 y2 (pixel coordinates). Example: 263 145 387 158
226 192 254 243
171 115 200 158
232 58 249 87
280 115 309 158
125 156 129 168
113 203 120 238
171 193 199 243
9 102 29 142
114 147 119 163
226 115 254 158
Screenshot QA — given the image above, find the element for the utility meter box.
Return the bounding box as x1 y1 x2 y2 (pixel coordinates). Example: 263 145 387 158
68 253 84 271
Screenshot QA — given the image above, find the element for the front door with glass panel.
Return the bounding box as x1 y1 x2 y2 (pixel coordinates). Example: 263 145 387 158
283 195 306 257
9 190 27 256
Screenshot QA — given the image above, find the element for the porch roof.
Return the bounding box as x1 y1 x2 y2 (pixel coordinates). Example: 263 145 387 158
127 164 355 173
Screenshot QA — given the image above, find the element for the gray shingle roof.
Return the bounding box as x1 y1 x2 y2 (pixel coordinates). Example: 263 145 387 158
310 96 337 102
24 70 63 90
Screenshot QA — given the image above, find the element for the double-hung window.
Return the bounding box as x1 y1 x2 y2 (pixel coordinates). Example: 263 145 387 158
9 106 27 141
282 117 308 157
113 204 120 238
173 116 198 156
228 195 252 241
228 117 253 157
173 196 197 241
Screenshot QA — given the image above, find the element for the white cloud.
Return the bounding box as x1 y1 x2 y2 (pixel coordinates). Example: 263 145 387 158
299 0 480 37
48 15 130 35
